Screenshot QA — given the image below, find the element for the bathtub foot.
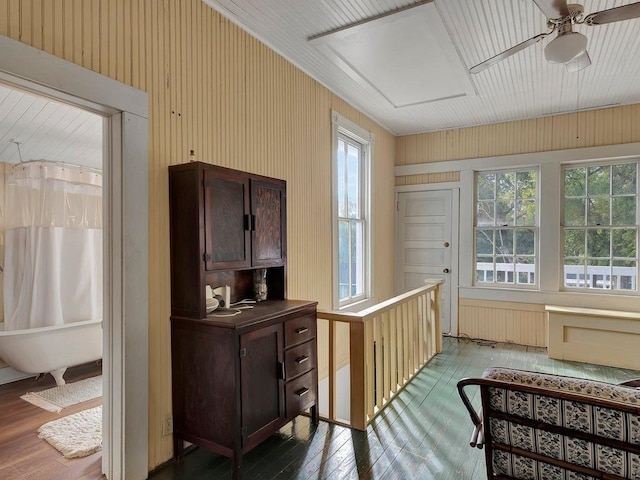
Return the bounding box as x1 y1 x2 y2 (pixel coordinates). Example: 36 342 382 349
50 368 67 386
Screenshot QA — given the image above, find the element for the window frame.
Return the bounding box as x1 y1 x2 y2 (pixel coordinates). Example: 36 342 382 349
560 159 639 293
331 111 374 310
473 168 539 289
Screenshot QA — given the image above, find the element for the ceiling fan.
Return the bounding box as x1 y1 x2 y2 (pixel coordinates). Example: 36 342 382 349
470 0 640 74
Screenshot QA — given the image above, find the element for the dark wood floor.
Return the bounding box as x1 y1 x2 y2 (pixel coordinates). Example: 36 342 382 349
150 336 640 480
0 362 103 480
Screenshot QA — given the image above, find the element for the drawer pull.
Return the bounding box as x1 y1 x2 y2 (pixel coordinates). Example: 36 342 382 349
295 327 309 335
295 355 309 365
296 387 310 397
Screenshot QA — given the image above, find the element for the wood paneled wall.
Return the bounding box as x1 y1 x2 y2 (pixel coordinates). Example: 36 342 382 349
396 103 640 168
0 0 396 469
459 299 547 347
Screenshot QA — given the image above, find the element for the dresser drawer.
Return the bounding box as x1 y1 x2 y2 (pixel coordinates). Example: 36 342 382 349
285 340 315 380
284 314 316 347
285 370 316 418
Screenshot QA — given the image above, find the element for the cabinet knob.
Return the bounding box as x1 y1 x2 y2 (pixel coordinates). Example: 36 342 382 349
295 327 309 335
295 355 309 365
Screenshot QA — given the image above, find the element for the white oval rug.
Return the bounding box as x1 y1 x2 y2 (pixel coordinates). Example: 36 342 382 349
38 405 102 458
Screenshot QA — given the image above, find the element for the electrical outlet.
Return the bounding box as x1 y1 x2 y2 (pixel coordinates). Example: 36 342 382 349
162 414 173 436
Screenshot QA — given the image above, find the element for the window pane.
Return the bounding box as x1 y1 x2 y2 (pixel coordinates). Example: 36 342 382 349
612 163 636 195
477 173 495 200
516 171 536 199
515 229 535 255
477 201 495 226
564 229 585 257
496 256 514 283
612 229 636 258
587 197 610 226
587 259 611 289
516 257 535 284
515 200 535 226
476 229 494 255
496 229 513 255
565 168 586 197
496 172 515 200
351 221 365 297
587 229 610 258
564 258 584 288
564 198 585 226
337 139 346 217
612 260 636 291
476 256 493 282
588 165 610 196
612 197 635 225
495 201 514 226
346 143 361 219
338 220 350 301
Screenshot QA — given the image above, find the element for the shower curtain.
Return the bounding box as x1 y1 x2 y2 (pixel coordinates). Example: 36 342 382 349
3 161 102 330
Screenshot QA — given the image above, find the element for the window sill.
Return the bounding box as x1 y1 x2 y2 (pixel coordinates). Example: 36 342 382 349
338 297 376 313
460 286 640 311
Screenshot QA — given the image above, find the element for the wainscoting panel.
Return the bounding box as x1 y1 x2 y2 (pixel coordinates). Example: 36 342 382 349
459 298 547 347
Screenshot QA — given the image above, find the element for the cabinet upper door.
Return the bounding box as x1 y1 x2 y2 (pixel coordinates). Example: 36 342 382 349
251 178 286 267
203 168 251 270
240 323 285 451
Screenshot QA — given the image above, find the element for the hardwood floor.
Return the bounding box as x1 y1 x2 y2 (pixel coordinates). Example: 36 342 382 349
150 336 640 480
0 362 103 480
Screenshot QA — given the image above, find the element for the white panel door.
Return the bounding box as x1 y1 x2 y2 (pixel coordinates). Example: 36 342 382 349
397 190 453 334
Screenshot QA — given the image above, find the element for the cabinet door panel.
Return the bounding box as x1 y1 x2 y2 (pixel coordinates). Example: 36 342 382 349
240 323 285 450
204 170 251 270
251 179 286 267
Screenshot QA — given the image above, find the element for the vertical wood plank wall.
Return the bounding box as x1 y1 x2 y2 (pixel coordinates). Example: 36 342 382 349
396 104 640 347
0 0 396 469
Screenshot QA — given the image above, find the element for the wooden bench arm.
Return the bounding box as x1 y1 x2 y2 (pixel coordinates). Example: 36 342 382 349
618 378 640 388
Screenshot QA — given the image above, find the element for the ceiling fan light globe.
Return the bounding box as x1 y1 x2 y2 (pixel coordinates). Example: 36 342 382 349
544 32 588 64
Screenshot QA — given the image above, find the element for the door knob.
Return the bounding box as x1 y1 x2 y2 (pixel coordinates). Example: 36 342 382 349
443 268 450 273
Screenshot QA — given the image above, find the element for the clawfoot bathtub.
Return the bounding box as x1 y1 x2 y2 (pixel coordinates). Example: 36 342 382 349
0 319 102 385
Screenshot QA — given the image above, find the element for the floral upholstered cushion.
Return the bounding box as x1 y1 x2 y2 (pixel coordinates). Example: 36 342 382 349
483 367 640 406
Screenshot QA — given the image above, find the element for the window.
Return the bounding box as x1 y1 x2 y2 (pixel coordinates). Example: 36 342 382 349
332 112 372 308
475 169 537 287
562 162 638 291
337 134 367 304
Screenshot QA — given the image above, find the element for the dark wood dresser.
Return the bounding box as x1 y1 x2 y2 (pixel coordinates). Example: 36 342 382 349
168 162 318 480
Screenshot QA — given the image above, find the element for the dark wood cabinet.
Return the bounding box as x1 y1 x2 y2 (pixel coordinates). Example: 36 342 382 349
168 162 317 480
169 162 287 318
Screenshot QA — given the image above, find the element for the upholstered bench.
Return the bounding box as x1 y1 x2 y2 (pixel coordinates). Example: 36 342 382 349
457 367 640 479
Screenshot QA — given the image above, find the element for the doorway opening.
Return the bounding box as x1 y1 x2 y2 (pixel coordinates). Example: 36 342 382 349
0 34 148 480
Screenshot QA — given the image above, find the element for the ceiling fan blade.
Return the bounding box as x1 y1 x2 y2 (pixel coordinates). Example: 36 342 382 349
565 51 591 72
469 33 550 74
533 0 569 18
584 2 640 25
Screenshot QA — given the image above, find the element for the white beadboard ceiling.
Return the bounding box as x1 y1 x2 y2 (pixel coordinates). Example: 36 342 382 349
0 83 103 169
203 0 640 135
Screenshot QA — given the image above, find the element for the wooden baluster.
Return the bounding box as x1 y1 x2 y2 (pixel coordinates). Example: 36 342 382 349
416 295 425 367
374 315 383 411
365 318 375 420
390 307 398 395
402 302 409 384
328 319 335 423
383 311 391 403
